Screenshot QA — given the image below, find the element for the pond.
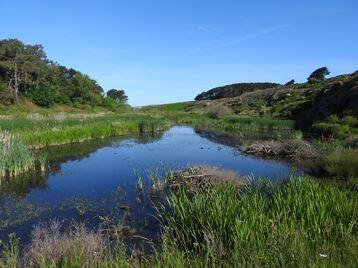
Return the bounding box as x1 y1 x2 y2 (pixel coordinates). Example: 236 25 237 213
0 126 298 248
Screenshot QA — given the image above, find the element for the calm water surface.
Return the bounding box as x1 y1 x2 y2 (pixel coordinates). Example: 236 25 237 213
0 126 297 246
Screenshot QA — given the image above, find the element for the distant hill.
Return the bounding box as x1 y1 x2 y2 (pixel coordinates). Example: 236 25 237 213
189 70 358 137
195 82 281 101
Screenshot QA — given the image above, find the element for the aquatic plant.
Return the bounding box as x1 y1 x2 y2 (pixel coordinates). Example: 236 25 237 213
0 114 169 148
137 175 143 192
0 130 35 178
37 152 48 172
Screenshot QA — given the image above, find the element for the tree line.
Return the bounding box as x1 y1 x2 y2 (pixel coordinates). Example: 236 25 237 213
0 39 127 109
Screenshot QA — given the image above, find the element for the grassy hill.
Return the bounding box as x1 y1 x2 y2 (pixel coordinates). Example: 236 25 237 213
184 71 358 138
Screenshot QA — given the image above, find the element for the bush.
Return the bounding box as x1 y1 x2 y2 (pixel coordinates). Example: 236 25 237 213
28 85 54 107
206 105 232 119
102 97 119 111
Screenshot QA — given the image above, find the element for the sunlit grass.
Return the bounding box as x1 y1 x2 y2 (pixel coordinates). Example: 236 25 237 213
0 131 35 178
0 114 169 148
160 176 358 266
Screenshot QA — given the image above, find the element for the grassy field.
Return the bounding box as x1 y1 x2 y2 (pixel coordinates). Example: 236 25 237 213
1 174 356 267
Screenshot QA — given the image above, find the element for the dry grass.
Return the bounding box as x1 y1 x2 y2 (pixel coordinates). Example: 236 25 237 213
168 165 244 193
241 139 318 160
24 220 105 268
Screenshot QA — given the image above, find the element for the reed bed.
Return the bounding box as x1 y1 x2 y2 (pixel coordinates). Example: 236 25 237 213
0 114 169 148
160 176 358 267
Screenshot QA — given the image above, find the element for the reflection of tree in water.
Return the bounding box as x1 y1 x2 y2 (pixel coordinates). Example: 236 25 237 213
0 132 165 199
195 127 294 148
0 173 48 198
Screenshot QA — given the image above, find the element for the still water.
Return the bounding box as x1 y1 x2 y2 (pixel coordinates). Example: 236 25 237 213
0 126 297 246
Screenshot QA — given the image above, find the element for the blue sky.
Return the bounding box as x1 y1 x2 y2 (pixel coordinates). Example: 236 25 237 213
0 0 357 106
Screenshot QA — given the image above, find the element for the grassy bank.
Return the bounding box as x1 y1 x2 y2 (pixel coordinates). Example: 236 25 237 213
0 114 168 148
0 113 169 178
1 173 357 267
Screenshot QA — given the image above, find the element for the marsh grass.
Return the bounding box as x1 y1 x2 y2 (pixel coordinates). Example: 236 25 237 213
36 152 48 172
0 114 169 148
0 131 35 178
160 176 358 266
322 149 358 178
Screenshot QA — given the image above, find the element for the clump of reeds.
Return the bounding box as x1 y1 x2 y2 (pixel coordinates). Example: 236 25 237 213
0 130 35 178
37 152 48 172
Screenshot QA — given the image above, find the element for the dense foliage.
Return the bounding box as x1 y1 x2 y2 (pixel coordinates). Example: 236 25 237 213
107 89 128 103
308 66 330 83
195 82 281 100
0 39 126 109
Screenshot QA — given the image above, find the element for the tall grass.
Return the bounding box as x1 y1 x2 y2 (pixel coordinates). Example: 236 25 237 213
323 149 358 178
0 114 169 148
0 131 35 178
161 176 358 266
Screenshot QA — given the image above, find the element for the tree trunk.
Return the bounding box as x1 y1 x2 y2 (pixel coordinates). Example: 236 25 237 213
13 55 19 104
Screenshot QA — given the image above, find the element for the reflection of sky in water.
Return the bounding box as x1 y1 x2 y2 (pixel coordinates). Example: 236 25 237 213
0 126 296 245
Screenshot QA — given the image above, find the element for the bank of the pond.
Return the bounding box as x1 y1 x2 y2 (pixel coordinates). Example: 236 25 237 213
0 114 169 178
1 171 356 267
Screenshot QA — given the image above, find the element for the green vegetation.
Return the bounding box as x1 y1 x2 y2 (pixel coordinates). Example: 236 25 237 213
186 69 357 138
0 114 168 148
0 114 168 179
0 131 35 178
140 101 192 112
0 39 127 110
308 66 330 84
160 176 357 267
321 149 358 178
1 174 356 267
164 112 295 133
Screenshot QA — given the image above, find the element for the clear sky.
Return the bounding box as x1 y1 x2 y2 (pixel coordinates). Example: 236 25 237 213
0 0 357 106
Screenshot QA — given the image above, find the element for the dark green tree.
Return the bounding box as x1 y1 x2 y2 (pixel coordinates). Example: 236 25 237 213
0 39 47 103
107 89 128 103
307 67 330 83
285 79 295 85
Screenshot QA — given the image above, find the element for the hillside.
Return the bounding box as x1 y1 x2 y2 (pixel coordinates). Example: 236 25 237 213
195 82 281 100
187 70 358 137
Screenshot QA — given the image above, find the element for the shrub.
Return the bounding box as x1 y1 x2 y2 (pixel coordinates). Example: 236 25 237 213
29 85 55 107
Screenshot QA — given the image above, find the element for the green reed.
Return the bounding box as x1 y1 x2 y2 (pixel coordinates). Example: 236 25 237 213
37 152 48 172
0 131 35 178
160 176 358 266
0 114 169 148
